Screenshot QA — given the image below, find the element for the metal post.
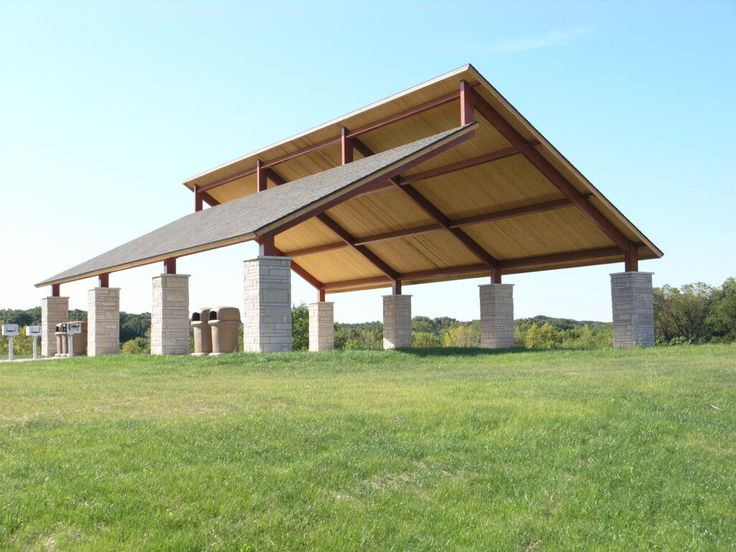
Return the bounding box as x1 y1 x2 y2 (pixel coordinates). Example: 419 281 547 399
8 336 13 361
32 336 38 360
67 335 74 358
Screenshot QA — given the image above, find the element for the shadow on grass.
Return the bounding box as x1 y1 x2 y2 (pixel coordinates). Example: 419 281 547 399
399 346 528 358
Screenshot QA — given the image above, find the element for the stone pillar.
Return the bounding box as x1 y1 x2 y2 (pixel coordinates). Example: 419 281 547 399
151 274 190 355
611 271 655 348
244 256 292 353
41 296 68 357
309 302 334 351
479 284 514 349
87 287 120 356
383 294 412 349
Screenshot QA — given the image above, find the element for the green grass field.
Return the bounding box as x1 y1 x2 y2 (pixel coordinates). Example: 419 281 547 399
1 345 734 551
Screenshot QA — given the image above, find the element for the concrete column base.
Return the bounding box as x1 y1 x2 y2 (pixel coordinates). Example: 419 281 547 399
309 302 334 351
88 287 120 356
244 256 292 353
479 284 514 349
151 274 190 355
611 272 655 348
383 294 412 349
41 296 69 357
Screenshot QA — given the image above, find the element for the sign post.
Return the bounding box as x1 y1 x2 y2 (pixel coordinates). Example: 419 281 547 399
26 326 42 360
2 324 20 361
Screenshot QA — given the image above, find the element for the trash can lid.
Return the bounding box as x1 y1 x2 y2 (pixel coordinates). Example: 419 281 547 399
192 308 211 321
209 306 241 322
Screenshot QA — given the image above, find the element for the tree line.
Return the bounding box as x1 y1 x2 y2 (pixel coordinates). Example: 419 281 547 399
1 278 734 355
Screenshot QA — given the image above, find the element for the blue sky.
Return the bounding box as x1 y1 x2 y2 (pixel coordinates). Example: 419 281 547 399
1 1 734 323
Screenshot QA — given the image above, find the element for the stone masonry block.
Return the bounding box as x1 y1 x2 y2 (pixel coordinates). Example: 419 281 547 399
383 295 412 349
479 284 514 349
610 272 654 348
41 296 69 357
244 257 292 353
151 274 190 355
87 287 120 356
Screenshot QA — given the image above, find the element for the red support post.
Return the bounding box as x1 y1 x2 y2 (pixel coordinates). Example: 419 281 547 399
460 80 475 126
259 233 276 256
99 273 109 288
194 185 203 212
256 159 267 192
52 284 60 297
392 279 402 295
341 127 353 165
318 288 326 302
625 244 639 272
164 258 177 274
491 268 502 284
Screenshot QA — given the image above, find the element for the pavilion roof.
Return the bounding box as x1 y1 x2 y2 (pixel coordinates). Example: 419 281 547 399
38 64 661 291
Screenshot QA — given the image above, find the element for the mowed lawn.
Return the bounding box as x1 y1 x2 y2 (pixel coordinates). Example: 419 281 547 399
1 346 734 551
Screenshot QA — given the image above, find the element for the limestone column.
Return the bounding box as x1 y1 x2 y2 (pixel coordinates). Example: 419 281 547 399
383 294 412 349
151 274 190 355
87 287 120 356
309 302 334 351
479 284 514 348
244 256 292 353
610 271 655 348
41 296 68 357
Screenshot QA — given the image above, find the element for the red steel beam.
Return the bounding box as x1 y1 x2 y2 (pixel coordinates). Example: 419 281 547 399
317 213 399 280
501 247 623 271
460 80 475 126
98 273 109 288
256 159 267 192
400 142 539 184
272 246 324 290
469 88 635 255
350 137 499 269
398 184 500 268
321 246 630 291
263 127 477 238
283 197 577 257
625 245 638 272
449 197 576 227
267 167 399 282
194 185 204 212
200 191 220 207
195 85 480 195
164 258 177 274
258 233 276 256
52 284 60 297
341 127 353 164
354 223 442 245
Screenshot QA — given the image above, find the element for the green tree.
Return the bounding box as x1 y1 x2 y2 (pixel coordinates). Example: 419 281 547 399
413 331 440 348
121 337 149 355
292 304 309 351
654 283 714 343
707 278 736 341
442 323 480 347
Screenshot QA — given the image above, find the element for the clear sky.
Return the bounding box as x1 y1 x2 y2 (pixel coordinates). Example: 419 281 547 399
1 1 734 323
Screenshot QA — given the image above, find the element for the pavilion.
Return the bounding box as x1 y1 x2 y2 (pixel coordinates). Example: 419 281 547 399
36 64 662 356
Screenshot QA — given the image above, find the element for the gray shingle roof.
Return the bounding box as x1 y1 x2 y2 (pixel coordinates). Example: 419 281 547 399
37 125 471 287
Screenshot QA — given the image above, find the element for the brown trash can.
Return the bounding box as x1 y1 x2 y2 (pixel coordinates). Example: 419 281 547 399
55 323 68 357
191 308 212 356
208 306 241 355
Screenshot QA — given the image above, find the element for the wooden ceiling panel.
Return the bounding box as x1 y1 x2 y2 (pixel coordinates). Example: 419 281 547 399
411 155 564 220
462 206 614 260
275 218 341 252
325 188 435 237
298 247 387 284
